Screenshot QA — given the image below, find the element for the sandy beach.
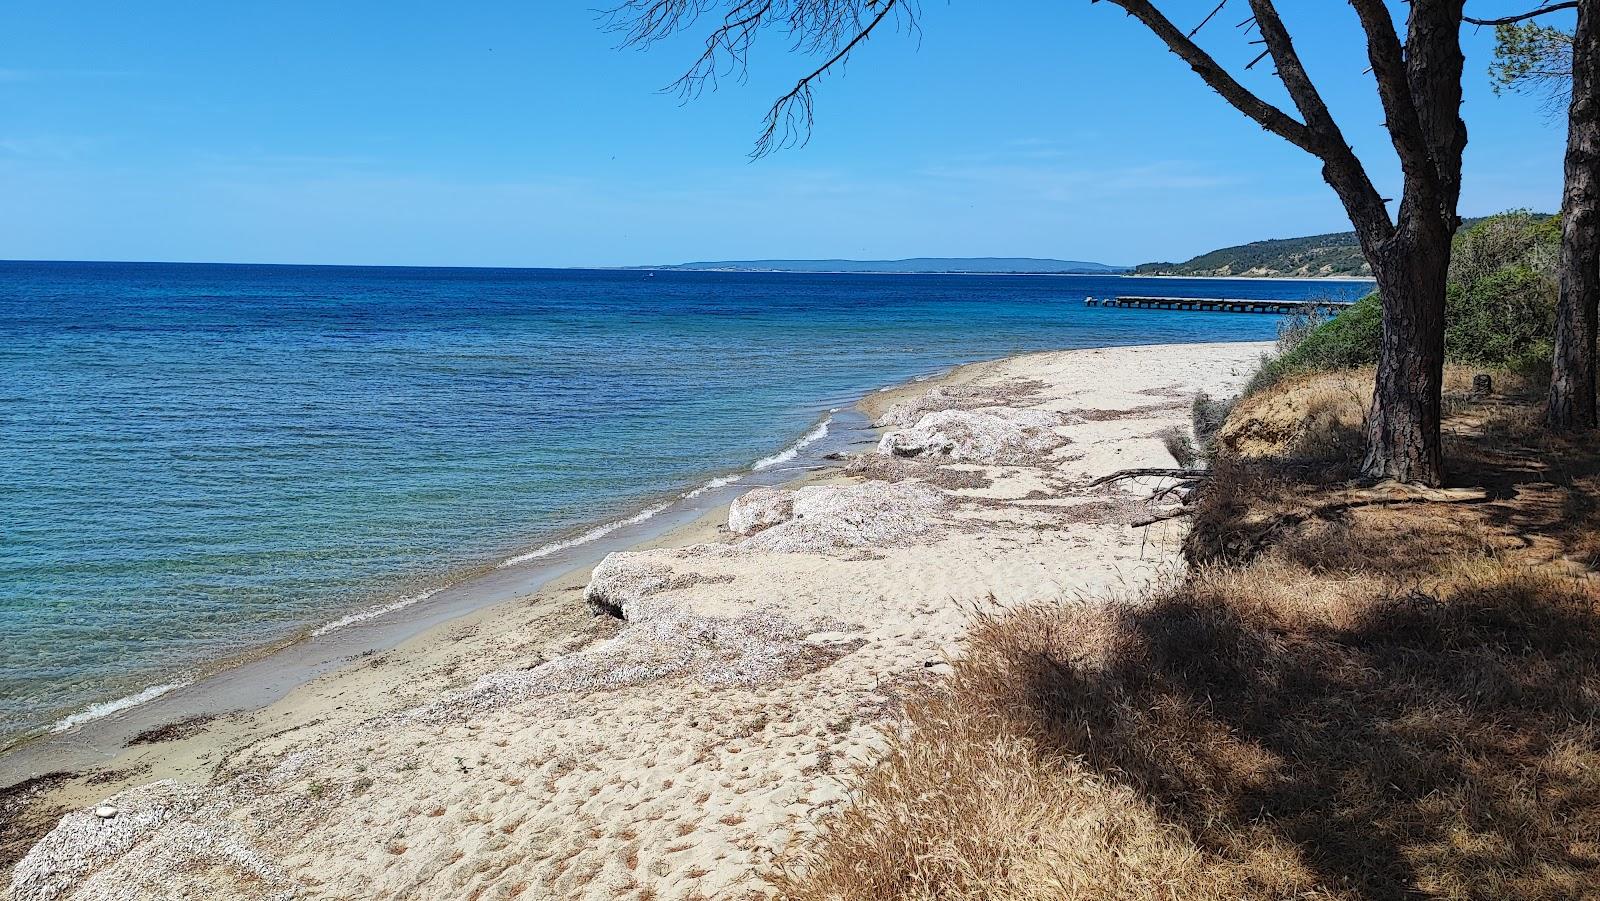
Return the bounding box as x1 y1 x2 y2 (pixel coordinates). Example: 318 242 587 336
4 340 1271 901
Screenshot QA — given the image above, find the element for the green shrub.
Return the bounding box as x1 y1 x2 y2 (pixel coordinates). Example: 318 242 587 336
1448 210 1559 287
1445 265 1557 369
1279 293 1384 371
1255 211 1559 382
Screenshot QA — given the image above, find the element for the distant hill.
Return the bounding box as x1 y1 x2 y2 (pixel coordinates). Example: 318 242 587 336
1135 232 1371 278
639 257 1128 274
1135 216 1547 279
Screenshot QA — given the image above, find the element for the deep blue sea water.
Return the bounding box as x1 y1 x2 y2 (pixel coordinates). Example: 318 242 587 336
0 262 1371 745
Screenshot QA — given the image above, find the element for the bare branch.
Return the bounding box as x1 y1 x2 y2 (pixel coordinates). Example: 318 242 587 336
1190 1 1229 38
1465 2 1577 26
604 0 916 157
1348 0 1442 206
754 0 904 157
1246 1 1395 240
1132 508 1193 527
1086 467 1211 488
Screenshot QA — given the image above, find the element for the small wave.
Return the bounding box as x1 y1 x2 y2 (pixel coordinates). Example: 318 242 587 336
751 415 832 471
497 501 675 568
48 681 191 734
496 414 832 569
312 588 442 637
681 473 743 500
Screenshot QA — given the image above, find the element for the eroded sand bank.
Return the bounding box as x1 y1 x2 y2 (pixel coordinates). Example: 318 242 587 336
5 341 1270 901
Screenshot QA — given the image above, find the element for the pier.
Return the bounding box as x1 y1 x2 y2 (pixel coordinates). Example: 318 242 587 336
1085 295 1355 315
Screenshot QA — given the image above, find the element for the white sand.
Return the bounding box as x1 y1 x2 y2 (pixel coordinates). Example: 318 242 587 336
7 342 1270 901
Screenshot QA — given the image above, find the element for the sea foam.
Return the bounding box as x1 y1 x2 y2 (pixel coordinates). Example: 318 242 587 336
47 681 192 734
752 415 832 471
497 501 677 568
312 588 443 637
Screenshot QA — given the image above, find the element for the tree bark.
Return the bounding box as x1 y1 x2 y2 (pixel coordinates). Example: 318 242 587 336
1355 0 1464 487
1548 0 1600 430
1363 221 1451 485
1095 0 1462 484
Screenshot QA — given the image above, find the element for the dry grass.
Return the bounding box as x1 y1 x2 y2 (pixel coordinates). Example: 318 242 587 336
772 370 1600 900
1217 367 1370 468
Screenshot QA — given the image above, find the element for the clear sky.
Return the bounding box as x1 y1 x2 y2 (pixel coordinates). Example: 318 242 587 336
0 2 1572 268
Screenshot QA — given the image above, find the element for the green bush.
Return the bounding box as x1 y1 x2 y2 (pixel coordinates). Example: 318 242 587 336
1253 211 1558 386
1445 265 1557 369
1279 293 1384 370
1448 210 1560 287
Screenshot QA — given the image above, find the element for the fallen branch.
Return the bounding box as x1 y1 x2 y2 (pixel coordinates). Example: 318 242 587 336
1132 508 1194 527
1088 467 1211 488
1153 478 1203 503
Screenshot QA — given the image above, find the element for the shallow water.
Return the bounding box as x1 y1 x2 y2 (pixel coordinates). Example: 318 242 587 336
0 262 1370 745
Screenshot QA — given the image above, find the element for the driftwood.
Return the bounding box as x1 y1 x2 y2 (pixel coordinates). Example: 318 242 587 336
1087 468 1211 488
1132 508 1194 527
1153 479 1203 503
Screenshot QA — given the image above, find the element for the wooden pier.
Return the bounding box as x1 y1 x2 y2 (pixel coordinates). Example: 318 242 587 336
1085 295 1355 315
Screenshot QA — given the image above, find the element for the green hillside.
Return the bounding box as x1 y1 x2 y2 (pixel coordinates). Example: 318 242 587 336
1137 216 1550 279
1135 231 1370 278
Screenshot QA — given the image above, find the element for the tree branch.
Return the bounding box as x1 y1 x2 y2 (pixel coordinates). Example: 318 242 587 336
753 0 902 156
1403 0 1470 221
1087 467 1212 488
1132 507 1194 527
1348 0 1444 208
606 0 916 157
1247 0 1339 133
1465 2 1577 26
1247 0 1396 242
1190 1 1229 38
1093 0 1320 154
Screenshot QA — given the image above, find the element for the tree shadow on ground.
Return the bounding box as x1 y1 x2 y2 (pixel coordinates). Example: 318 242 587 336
991 559 1600 899
1011 387 1600 898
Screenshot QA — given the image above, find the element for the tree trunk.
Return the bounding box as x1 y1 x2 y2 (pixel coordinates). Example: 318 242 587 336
1548 0 1600 431
1362 221 1450 486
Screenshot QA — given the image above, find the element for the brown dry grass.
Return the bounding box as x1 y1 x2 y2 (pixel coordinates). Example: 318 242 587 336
771 369 1600 901
1217 367 1371 469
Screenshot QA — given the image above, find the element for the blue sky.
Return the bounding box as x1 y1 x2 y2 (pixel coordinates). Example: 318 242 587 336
0 2 1571 267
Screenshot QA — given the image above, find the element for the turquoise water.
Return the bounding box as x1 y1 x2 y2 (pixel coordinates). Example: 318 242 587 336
0 262 1371 744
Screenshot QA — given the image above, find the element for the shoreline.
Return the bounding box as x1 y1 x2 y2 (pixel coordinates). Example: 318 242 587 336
3 340 1272 897
0 405 880 785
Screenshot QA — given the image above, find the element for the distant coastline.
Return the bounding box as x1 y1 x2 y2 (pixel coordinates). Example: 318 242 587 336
1139 273 1377 283
629 255 1382 280
630 266 1376 281
629 257 1130 275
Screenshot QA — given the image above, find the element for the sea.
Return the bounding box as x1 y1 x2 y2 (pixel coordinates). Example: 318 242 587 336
0 262 1373 752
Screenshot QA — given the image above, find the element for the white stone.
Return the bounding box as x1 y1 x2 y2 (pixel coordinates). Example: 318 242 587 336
727 486 794 535
877 407 1067 464
584 551 675 619
741 481 948 553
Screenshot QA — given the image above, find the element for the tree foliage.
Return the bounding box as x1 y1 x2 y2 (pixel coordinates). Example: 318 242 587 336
1490 21 1576 106
604 0 917 157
